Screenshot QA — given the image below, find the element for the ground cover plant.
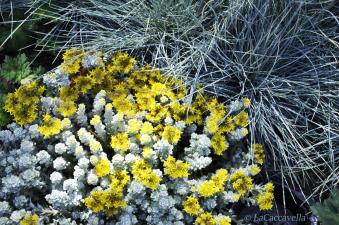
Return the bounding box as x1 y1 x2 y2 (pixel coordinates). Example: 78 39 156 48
22 0 339 200
0 51 275 224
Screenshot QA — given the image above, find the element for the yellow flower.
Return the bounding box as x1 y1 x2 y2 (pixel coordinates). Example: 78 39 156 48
198 180 219 198
162 125 181 144
163 155 189 179
20 213 39 225
230 169 253 196
211 133 229 155
195 212 216 225
142 147 154 158
140 122 154 134
4 81 45 125
84 190 107 213
257 183 275 211
252 144 265 165
90 115 101 125
59 86 78 101
95 158 111 177
135 91 156 111
111 133 131 152
89 140 103 152
233 111 248 127
109 52 135 74
60 48 83 74
242 98 251 108
127 119 142 133
182 196 201 215
216 216 231 225
38 114 63 138
131 159 161 190
74 76 94 94
110 170 130 191
58 100 77 117
249 164 261 175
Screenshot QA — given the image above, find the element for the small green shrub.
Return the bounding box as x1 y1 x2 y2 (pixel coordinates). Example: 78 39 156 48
311 189 339 225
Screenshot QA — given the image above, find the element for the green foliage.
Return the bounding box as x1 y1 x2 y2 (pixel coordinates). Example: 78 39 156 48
0 95 10 127
311 190 339 225
0 53 44 83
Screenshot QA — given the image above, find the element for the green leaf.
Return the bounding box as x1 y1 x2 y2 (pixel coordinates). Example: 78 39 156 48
0 53 32 83
311 189 339 225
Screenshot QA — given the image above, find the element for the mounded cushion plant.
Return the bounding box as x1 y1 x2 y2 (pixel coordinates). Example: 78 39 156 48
0 50 275 224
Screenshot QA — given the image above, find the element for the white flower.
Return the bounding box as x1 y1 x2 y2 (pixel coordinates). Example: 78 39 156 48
55 143 68 154
140 134 152 145
10 209 26 222
78 157 90 169
87 172 99 185
0 201 11 214
53 157 68 171
63 179 78 192
36 150 51 164
45 190 70 208
50 171 63 184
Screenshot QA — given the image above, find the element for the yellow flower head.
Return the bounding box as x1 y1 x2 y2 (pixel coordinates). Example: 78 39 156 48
127 119 142 133
163 155 189 179
109 52 136 74
252 144 265 165
230 169 253 196
182 196 201 215
162 125 181 144
233 111 249 127
111 133 131 152
38 114 63 138
95 158 111 177
196 212 216 225
110 170 130 191
58 100 77 117
140 122 154 134
211 133 229 155
20 213 39 225
198 180 219 198
216 216 231 225
74 76 94 94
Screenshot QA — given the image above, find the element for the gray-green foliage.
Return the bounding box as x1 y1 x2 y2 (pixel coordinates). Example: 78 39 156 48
311 190 339 225
0 54 43 83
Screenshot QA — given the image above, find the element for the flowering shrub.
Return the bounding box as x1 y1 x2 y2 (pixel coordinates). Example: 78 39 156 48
0 50 274 224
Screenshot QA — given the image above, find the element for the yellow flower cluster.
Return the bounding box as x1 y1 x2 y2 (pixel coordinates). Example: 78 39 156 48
95 158 111 178
198 169 228 198
111 132 131 153
257 182 275 211
162 125 182 144
107 52 135 74
109 170 130 191
38 114 63 138
195 212 215 225
252 144 265 165
233 110 249 127
60 48 84 74
58 100 77 117
182 196 201 215
163 155 189 179
230 169 253 196
20 213 39 225
84 189 126 216
131 159 161 190
4 81 45 125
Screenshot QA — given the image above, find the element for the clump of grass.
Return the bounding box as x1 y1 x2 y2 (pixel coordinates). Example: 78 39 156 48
15 0 339 200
